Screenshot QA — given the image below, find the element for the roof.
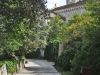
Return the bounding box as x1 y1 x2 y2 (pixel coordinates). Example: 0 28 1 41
52 11 66 20
51 0 87 11
46 11 66 21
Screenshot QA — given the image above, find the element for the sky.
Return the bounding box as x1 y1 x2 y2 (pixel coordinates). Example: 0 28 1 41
46 0 66 9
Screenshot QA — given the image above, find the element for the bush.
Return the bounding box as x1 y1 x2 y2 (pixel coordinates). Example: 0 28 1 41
0 59 18 74
89 47 100 75
70 50 89 75
0 61 4 67
70 47 100 75
5 60 17 73
58 47 76 71
19 54 25 60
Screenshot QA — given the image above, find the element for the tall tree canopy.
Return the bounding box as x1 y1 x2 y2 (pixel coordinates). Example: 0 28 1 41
57 0 100 75
0 0 48 59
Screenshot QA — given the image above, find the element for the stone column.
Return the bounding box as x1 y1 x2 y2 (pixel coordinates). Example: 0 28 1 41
3 64 7 75
58 43 64 56
40 49 44 57
0 68 1 75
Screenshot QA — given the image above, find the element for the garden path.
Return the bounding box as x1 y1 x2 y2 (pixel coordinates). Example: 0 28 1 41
16 59 61 75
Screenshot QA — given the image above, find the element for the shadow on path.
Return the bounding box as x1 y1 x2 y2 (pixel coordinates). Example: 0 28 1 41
16 59 61 75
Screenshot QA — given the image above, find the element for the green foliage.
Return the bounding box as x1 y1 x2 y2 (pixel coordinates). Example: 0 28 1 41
49 15 65 43
83 0 100 47
58 47 76 71
64 1 100 75
70 50 89 75
0 61 4 67
71 47 100 75
0 0 48 58
44 43 59 61
45 15 65 61
0 59 18 73
61 12 91 43
88 47 100 75
55 2 99 75
5 61 17 73
91 49 100 75
57 12 92 73
54 1 100 75
85 0 100 21
19 54 25 60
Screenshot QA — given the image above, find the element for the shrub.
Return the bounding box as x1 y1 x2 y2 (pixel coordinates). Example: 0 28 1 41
58 47 76 71
0 59 18 74
70 50 89 75
5 60 17 73
70 47 100 75
19 54 25 60
0 61 4 67
89 47 100 75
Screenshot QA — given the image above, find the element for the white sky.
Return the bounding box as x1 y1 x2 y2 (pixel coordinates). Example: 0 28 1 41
46 0 66 9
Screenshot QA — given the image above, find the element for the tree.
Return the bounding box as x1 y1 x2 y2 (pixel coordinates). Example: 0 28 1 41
0 0 48 59
61 12 91 42
56 12 93 75
84 0 100 47
45 15 64 64
54 1 100 75
49 15 65 43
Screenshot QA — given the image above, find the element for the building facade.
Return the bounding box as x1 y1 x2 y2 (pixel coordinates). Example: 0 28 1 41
50 0 87 23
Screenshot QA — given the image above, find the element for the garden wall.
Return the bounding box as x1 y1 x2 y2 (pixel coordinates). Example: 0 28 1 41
0 64 7 75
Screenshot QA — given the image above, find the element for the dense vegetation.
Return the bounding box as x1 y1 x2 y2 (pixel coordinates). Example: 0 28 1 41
44 15 64 65
0 0 48 74
58 46 76 71
1 0 100 75
49 0 100 75
0 0 48 59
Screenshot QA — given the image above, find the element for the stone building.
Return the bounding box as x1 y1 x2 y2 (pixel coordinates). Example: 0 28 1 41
50 0 87 23
48 0 87 55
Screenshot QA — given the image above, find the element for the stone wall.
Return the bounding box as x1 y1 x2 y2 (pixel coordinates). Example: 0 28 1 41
0 60 25 75
58 43 64 56
7 60 25 75
16 60 25 73
54 5 85 23
40 49 44 57
0 64 7 75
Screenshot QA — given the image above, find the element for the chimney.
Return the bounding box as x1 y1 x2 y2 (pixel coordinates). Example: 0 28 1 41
55 4 56 7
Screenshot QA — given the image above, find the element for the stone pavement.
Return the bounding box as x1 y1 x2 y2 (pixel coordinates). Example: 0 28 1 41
16 59 61 75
